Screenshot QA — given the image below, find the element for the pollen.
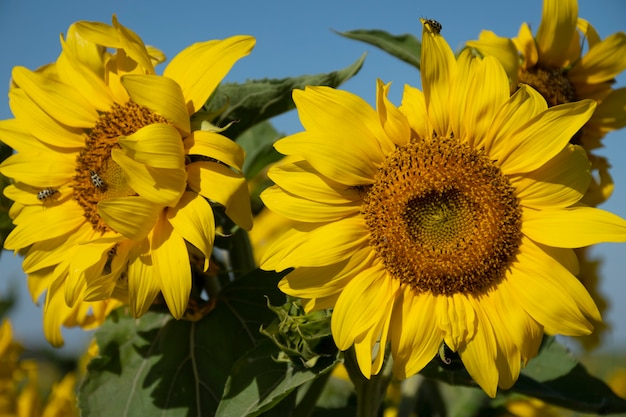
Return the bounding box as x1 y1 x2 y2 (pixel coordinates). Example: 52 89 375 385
362 136 522 296
72 101 169 233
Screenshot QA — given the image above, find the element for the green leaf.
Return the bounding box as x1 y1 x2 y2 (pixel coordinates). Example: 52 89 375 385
420 336 626 414
199 54 366 139
512 337 626 414
237 121 283 181
336 29 421 70
216 339 339 417
78 268 287 417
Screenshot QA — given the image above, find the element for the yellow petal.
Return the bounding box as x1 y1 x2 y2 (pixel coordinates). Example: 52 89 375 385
8 89 87 149
586 87 626 134
127 238 161 317
186 161 252 230
269 217 368 271
507 238 600 335
278 246 375 299
11 66 98 128
436 293 477 352
64 22 108 78
274 131 378 186
74 20 124 49
459 300 498 398
261 185 360 223
399 84 430 140
535 0 579 67
111 149 186 207
97 196 162 240
523 205 626 247
461 55 510 148
260 222 321 271
122 75 190 133
0 119 49 153
151 213 191 319
65 242 110 307
515 23 538 68
167 191 215 271
569 32 626 84
376 79 410 148
118 124 185 169
164 35 255 115
23 223 96 274
267 160 361 205
43 278 71 347
0 152 75 187
511 144 590 208
390 289 442 379
183 130 244 171
420 18 457 137
112 15 155 74
497 100 596 175
466 30 520 80
57 34 114 112
331 264 392 350
4 203 83 250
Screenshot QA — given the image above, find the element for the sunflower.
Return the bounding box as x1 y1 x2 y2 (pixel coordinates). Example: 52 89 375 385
466 0 626 206
260 19 626 397
0 17 254 346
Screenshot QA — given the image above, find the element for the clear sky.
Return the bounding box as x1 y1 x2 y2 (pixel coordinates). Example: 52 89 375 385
0 0 625 356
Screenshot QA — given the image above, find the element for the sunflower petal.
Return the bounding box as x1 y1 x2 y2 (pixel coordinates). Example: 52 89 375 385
535 0 579 67
569 32 626 84
390 289 442 379
523 206 626 247
118 124 185 169
111 148 186 207
4 203 83 250
167 192 215 271
0 152 75 187
186 161 252 230
151 214 192 319
467 30 520 80
261 185 360 223
376 79 410 148
127 238 161 318
497 100 596 175
97 196 162 240
122 75 190 133
183 130 244 171
164 35 255 115
12 66 98 128
511 144 591 208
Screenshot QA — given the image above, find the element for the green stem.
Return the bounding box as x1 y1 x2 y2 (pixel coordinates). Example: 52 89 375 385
344 346 393 417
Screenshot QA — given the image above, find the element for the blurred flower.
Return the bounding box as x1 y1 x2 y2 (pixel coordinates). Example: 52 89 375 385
0 319 79 417
260 19 626 397
467 0 626 206
0 16 254 345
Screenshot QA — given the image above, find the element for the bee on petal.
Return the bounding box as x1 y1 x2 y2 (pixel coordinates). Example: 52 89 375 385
37 188 59 201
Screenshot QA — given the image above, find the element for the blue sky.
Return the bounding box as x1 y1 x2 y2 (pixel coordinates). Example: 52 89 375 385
0 0 625 355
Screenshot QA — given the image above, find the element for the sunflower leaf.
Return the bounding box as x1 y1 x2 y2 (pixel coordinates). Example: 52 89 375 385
216 338 339 417
510 336 626 414
335 29 422 70
78 268 287 417
199 53 366 140
420 336 626 414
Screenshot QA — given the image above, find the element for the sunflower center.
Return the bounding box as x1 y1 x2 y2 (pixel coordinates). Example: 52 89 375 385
518 65 577 107
362 136 522 295
72 101 168 233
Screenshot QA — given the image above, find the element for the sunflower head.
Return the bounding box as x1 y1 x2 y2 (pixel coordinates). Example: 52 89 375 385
0 16 255 345
466 0 626 206
259 18 626 397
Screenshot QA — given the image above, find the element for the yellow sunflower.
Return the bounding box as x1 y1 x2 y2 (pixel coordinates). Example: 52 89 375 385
466 0 626 206
0 17 254 346
260 19 626 397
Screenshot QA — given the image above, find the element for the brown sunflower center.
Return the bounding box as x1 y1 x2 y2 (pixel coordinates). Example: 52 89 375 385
518 65 577 107
362 136 522 296
72 101 168 233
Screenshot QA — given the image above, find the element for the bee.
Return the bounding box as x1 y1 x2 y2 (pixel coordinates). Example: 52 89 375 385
37 188 59 201
89 170 106 189
423 18 442 34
